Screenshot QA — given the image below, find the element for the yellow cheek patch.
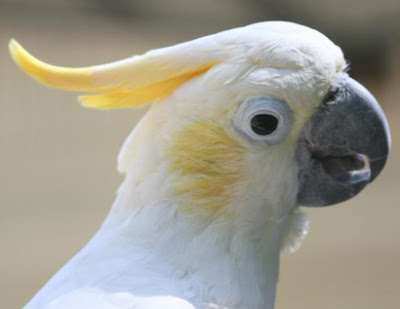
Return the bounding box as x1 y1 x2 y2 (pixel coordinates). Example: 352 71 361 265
170 121 246 217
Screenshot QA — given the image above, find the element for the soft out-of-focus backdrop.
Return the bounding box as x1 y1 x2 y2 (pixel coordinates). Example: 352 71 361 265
0 1 399 308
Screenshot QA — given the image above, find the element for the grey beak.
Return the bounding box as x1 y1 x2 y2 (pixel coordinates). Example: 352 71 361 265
296 73 391 207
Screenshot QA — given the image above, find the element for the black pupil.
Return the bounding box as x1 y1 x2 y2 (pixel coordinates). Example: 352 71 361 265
251 114 278 136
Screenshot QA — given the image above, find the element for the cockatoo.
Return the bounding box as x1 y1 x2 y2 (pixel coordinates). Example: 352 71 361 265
10 21 390 309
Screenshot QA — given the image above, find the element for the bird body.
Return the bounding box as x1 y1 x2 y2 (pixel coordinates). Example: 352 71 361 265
10 21 390 309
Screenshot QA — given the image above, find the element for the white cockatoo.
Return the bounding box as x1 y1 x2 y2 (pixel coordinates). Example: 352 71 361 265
10 21 390 309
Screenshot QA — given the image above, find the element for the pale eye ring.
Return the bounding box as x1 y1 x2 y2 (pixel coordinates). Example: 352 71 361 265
233 98 292 145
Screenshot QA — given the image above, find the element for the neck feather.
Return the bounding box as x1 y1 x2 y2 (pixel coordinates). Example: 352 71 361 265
99 156 298 309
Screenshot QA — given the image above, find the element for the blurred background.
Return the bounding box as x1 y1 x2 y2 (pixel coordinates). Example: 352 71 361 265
0 1 399 308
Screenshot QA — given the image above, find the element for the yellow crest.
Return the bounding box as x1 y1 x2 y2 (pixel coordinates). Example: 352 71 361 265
9 39 217 109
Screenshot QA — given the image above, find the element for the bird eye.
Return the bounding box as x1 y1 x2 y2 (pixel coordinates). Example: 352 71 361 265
250 114 279 136
233 98 292 145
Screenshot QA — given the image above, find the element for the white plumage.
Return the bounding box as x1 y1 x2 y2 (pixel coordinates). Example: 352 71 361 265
10 21 388 309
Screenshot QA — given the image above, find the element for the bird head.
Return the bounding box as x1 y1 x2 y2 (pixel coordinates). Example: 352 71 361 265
9 22 390 236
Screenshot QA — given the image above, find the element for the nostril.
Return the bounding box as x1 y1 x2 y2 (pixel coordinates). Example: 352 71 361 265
323 87 340 104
